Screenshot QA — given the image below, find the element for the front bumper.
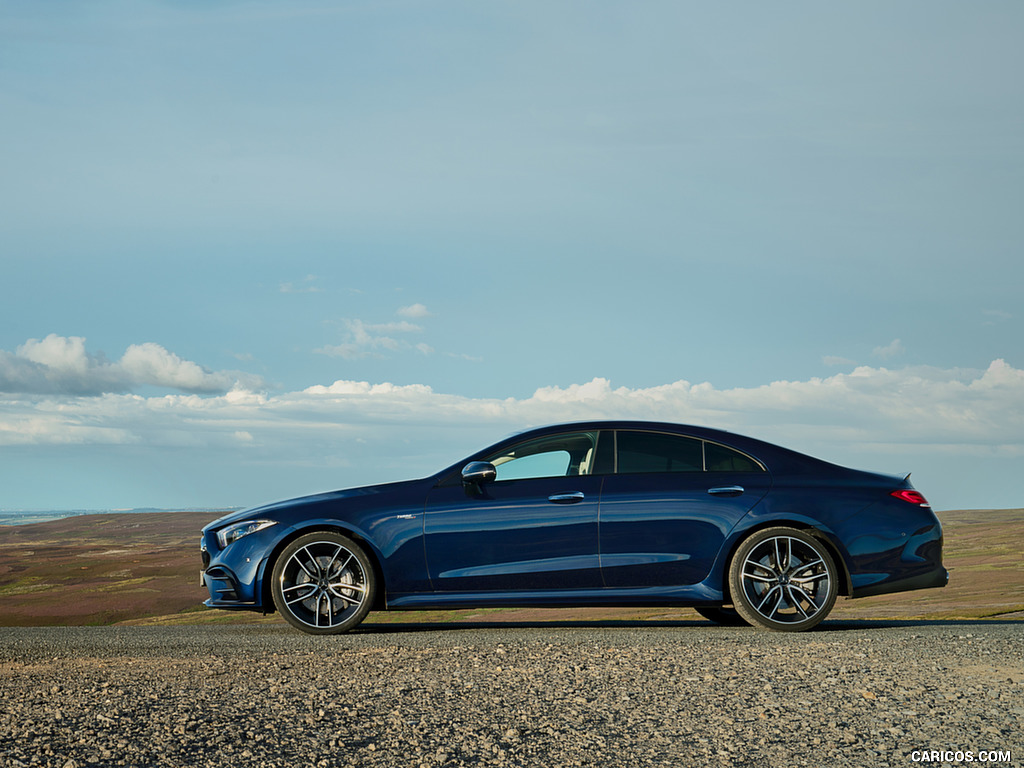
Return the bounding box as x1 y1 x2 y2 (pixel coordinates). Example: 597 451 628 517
199 528 269 611
201 565 258 608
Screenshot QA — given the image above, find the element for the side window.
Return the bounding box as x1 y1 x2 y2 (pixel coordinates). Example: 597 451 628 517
705 442 764 472
616 431 703 474
487 431 599 482
495 450 570 481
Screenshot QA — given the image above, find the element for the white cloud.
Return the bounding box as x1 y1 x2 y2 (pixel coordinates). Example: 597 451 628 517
318 312 425 360
0 335 260 396
4 359 1021 454
119 343 232 392
318 319 402 360
367 321 422 334
398 303 432 319
18 334 94 373
872 338 905 359
317 305 476 362
3 360 1022 508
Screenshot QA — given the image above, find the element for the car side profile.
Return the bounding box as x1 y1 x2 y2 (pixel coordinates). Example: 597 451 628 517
200 421 947 634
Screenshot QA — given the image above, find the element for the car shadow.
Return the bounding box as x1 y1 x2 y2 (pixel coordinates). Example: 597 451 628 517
809 617 1023 632
352 617 1022 634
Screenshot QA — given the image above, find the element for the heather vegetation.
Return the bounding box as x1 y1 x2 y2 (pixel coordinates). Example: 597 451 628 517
1 510 1021 628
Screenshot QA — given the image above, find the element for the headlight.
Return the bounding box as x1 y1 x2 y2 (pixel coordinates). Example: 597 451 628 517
216 519 277 549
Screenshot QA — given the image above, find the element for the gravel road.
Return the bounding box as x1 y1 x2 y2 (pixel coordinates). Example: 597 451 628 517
0 620 1021 768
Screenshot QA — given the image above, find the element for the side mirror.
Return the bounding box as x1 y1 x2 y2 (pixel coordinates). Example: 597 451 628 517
461 461 496 488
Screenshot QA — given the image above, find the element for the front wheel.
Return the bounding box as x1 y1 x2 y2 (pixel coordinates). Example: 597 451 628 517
271 531 376 635
728 527 837 632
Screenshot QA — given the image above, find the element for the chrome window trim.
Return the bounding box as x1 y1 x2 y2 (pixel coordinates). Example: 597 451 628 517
609 429 767 474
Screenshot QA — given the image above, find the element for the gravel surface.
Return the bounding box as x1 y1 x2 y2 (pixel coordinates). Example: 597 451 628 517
0 621 1021 768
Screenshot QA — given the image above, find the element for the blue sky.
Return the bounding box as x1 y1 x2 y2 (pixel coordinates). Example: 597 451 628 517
1 1 1022 511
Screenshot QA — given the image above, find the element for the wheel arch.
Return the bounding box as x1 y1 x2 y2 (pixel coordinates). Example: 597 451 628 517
720 519 853 599
259 523 389 613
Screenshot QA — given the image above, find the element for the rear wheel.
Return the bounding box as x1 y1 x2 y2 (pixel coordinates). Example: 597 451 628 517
271 531 375 635
729 527 837 632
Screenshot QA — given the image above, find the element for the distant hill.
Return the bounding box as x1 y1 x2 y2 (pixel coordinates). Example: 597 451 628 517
0 507 239 526
0 512 217 626
0 509 1021 627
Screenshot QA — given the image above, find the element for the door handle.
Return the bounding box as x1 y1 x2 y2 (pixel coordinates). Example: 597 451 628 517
707 486 744 497
548 492 585 504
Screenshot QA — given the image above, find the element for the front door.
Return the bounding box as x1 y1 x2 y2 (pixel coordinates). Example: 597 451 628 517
423 430 604 592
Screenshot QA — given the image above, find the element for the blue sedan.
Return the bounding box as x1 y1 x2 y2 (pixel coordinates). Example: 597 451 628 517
200 421 947 633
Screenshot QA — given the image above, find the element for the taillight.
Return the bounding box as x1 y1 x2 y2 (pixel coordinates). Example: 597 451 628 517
891 489 930 507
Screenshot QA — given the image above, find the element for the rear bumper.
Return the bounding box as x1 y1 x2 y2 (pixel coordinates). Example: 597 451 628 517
852 564 948 598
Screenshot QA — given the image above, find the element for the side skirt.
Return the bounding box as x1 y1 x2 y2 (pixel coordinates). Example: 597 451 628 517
386 583 724 610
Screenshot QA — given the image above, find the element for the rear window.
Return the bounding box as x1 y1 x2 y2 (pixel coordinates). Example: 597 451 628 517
615 431 765 474
617 432 703 473
705 441 763 472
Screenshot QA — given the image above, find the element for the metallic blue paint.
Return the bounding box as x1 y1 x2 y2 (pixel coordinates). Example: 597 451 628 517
598 470 772 588
201 420 947 627
424 474 605 592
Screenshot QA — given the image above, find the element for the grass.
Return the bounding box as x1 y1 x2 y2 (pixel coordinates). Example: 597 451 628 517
0 508 1021 628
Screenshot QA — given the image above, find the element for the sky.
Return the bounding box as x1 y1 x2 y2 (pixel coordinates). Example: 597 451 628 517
1 1 1022 512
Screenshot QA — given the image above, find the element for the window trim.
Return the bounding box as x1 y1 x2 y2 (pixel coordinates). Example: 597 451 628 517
610 429 766 475
486 429 601 483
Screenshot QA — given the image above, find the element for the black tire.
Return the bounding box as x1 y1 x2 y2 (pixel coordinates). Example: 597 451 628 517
694 605 749 626
728 527 837 632
271 531 376 635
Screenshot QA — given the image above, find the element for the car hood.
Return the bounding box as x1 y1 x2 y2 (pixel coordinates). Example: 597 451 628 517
202 477 429 533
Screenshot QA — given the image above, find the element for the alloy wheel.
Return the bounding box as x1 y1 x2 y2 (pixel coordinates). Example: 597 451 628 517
272 533 375 634
730 527 837 631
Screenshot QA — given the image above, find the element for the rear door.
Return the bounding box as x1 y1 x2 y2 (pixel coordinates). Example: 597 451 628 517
599 430 771 587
